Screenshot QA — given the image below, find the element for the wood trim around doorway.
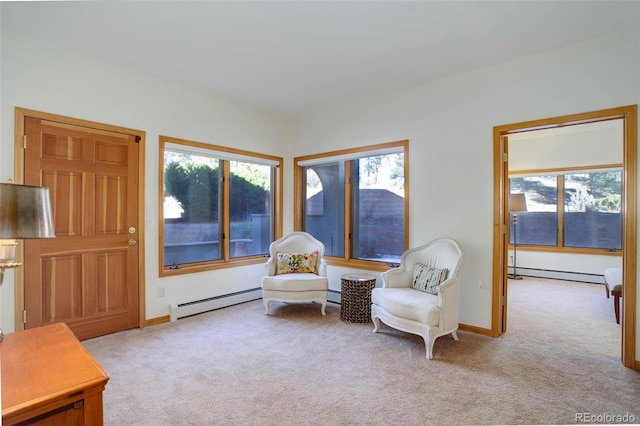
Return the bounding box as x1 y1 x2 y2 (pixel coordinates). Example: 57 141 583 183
12 107 147 332
492 105 638 370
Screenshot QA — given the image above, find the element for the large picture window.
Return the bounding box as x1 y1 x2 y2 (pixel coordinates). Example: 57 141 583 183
160 136 282 275
295 141 408 270
510 168 622 252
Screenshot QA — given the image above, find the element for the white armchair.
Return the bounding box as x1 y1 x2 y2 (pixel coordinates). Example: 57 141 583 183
371 238 464 359
261 232 329 315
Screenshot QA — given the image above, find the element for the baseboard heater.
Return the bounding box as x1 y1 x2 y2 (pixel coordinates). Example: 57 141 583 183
508 267 605 284
327 289 342 305
170 288 262 322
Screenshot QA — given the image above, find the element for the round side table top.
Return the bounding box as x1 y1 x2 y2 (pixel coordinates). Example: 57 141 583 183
341 273 376 281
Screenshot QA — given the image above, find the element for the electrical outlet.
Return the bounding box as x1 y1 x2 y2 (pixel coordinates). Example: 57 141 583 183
159 286 167 297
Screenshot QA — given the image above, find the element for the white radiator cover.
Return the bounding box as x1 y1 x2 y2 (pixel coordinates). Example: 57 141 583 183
170 288 262 322
507 267 605 284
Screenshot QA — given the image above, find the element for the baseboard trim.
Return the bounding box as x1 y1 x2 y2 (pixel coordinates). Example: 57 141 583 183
144 315 169 327
458 323 493 337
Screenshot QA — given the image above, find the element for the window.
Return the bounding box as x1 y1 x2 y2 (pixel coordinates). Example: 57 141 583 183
509 175 558 246
160 136 282 275
564 171 622 250
295 141 407 270
509 168 622 252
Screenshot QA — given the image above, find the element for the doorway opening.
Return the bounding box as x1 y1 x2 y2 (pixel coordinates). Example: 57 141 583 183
492 105 637 369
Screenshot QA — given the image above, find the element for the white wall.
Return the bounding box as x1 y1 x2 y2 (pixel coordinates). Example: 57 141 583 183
291 29 639 339
0 30 289 329
509 121 623 171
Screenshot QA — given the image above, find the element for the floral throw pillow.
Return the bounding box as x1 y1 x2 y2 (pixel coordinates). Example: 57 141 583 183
276 251 319 275
412 262 449 294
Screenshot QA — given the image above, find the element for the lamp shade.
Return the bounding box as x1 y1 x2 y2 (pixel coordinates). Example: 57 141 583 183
0 183 55 239
509 193 527 213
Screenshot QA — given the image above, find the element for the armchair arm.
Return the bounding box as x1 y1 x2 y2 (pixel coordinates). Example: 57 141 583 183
437 276 456 296
265 257 276 276
380 266 413 288
317 258 327 277
436 276 460 330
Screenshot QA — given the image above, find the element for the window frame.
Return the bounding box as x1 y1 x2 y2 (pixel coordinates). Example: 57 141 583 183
159 136 283 276
294 140 409 272
509 164 623 256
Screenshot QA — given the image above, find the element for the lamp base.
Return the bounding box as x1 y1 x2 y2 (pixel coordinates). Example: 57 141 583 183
508 274 524 280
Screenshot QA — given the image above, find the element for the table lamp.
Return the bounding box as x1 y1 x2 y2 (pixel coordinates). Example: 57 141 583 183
0 181 56 341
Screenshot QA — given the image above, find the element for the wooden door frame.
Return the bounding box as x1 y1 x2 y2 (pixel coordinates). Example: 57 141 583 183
492 105 638 370
12 107 146 332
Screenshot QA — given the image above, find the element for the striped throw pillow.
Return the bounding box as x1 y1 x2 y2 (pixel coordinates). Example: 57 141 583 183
412 263 449 294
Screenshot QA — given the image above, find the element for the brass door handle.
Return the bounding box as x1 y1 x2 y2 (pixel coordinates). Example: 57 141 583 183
128 239 137 246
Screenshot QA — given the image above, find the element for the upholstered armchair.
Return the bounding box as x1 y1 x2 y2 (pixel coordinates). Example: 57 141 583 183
371 238 464 359
261 232 329 315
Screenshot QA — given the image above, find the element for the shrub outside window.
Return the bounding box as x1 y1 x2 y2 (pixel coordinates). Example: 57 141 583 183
296 141 408 269
160 137 282 275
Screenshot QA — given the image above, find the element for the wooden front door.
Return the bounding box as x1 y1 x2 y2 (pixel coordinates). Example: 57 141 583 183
22 116 140 340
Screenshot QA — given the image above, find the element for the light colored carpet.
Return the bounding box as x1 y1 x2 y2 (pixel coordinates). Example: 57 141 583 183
83 278 640 425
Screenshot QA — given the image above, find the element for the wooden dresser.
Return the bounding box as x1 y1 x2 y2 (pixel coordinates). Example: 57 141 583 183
0 323 109 425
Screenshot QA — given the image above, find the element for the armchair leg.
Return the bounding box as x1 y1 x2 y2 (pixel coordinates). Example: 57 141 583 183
372 315 381 333
424 331 458 359
321 300 327 316
263 300 270 315
425 335 436 360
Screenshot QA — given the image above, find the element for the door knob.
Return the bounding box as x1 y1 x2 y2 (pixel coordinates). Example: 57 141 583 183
128 226 136 234
128 239 137 246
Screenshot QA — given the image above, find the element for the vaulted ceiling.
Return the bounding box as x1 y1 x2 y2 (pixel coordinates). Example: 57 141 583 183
2 1 638 117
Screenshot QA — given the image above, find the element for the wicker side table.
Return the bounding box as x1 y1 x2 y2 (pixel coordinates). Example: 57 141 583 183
340 273 377 323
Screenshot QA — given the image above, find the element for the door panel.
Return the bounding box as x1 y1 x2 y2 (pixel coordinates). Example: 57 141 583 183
41 254 83 322
24 117 139 340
